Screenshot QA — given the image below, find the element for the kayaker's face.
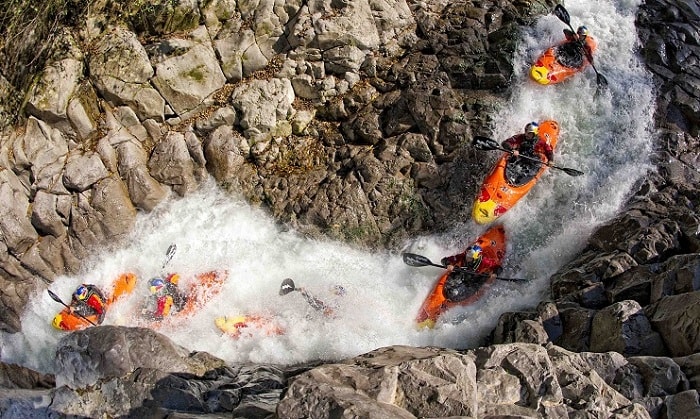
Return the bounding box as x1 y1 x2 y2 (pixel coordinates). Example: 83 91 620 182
525 131 537 141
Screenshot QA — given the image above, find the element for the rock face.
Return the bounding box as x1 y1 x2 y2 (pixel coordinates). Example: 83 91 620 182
0 0 699 417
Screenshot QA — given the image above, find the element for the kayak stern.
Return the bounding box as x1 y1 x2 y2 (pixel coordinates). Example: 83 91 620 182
52 314 65 330
473 195 509 225
530 65 550 85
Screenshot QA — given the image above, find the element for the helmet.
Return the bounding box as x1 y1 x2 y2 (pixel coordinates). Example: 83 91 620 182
74 284 89 301
577 26 589 37
524 122 539 135
466 245 483 261
149 278 165 294
332 285 346 296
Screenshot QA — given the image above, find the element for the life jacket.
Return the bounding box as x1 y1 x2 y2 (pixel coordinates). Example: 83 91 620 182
72 285 106 320
442 271 489 302
555 40 586 69
163 273 186 311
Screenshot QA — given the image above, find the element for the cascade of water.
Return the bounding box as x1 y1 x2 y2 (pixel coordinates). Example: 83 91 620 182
0 0 654 374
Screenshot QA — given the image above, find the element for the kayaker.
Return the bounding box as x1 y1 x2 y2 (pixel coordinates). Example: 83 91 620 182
441 245 501 302
281 278 345 317
141 274 187 321
559 26 594 68
70 284 107 324
501 122 554 163
441 244 501 274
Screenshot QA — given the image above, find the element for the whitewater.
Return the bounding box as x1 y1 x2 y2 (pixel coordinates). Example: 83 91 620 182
1 0 655 374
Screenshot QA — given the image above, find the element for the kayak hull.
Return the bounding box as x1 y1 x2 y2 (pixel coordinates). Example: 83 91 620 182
472 120 560 225
530 37 597 85
415 225 506 329
215 314 284 339
52 273 137 331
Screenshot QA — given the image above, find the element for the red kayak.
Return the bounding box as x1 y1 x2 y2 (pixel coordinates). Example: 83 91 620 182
415 225 506 329
530 37 597 85
472 120 560 224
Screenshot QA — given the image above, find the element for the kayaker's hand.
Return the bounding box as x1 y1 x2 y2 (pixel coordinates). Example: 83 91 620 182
512 150 519 157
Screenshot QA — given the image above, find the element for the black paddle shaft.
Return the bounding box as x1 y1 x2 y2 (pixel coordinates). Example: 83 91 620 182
553 4 608 86
401 252 530 283
472 136 584 177
47 289 98 326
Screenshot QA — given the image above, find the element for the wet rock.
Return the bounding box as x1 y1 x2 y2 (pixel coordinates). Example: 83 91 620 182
646 292 700 357
0 362 54 389
590 300 666 356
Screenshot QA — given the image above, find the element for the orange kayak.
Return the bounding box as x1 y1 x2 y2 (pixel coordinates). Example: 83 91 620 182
142 270 229 329
415 225 506 329
215 314 284 339
52 273 137 331
530 37 597 85
472 120 560 224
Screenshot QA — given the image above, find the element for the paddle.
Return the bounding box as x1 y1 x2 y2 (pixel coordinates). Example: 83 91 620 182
402 252 530 284
553 4 608 87
279 278 331 313
47 289 98 327
472 136 584 177
161 244 177 270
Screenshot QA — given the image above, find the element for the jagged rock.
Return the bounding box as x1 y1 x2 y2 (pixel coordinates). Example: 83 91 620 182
646 292 700 357
214 25 269 82
627 356 689 398
88 27 165 121
0 362 54 389
68 175 137 254
0 169 38 255
150 26 227 116
30 191 70 237
26 58 83 123
203 125 249 182
278 345 477 418
590 300 666 356
0 263 38 332
148 132 199 196
54 326 224 388
230 78 295 139
662 390 700 418
67 83 101 140
62 152 109 192
14 117 69 194
115 137 169 210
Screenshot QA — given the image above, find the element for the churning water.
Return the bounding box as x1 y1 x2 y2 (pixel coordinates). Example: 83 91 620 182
1 0 655 374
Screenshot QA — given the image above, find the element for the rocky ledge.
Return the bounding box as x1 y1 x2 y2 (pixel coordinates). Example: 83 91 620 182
0 0 699 417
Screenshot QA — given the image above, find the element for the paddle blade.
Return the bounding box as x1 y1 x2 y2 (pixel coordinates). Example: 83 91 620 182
48 289 64 304
472 136 500 151
161 244 177 269
596 73 609 87
402 253 435 267
554 4 571 26
561 167 584 176
279 278 296 295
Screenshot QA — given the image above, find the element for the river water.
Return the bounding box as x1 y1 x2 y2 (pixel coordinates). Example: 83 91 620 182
1 0 655 373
